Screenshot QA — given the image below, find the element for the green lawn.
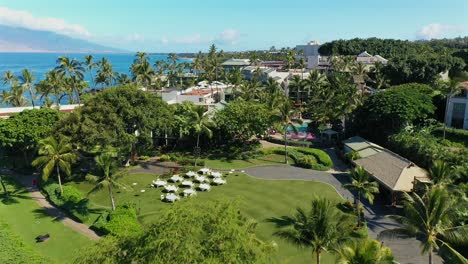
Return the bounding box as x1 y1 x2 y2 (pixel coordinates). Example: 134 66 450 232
0 177 93 263
204 153 295 169
69 170 344 264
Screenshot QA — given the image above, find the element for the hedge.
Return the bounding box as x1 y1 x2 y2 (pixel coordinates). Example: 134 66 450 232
0 221 49 263
42 183 90 222
388 131 468 183
91 204 143 237
260 147 333 171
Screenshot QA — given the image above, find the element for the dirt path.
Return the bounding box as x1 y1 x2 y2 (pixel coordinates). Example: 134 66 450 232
7 171 100 241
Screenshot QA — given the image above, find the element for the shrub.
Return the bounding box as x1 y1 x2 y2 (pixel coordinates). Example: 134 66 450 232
42 183 89 221
345 151 361 161
92 204 143 237
296 156 317 169
159 154 171 162
138 155 150 161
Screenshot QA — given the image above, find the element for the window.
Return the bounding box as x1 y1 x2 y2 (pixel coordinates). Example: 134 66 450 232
451 103 466 129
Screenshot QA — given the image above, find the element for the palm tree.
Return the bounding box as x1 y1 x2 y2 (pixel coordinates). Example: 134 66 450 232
379 187 468 264
56 56 84 104
87 153 124 211
302 69 328 103
36 70 66 107
227 68 243 99
429 160 452 185
191 105 213 166
83 55 98 90
116 73 132 85
336 239 395 264
31 137 78 194
288 75 304 104
342 166 379 227
18 69 36 107
1 81 28 107
2 70 17 87
240 81 262 101
273 198 352 264
133 59 154 88
274 97 302 164
96 58 116 88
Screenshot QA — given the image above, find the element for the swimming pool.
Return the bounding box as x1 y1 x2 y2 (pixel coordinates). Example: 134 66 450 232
287 122 309 133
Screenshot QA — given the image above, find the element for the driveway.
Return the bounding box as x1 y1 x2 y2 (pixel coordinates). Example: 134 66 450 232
244 165 441 264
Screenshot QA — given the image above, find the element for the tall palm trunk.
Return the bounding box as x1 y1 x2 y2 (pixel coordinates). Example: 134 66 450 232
194 133 200 167
28 88 35 107
429 249 432 264
108 183 116 211
316 249 321 264
284 128 288 164
56 164 63 194
356 192 362 226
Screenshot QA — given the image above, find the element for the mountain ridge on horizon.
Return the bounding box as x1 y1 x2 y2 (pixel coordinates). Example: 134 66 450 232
0 24 127 54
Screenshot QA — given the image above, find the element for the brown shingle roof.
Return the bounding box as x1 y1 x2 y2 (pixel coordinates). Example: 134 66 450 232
354 150 412 191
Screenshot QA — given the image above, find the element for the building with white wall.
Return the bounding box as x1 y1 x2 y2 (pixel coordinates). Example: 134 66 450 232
445 82 468 129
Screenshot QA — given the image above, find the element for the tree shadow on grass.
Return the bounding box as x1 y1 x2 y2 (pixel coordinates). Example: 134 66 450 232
265 216 294 228
0 188 32 205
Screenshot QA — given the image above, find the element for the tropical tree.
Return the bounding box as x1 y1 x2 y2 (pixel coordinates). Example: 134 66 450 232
96 58 116 88
31 136 78 194
288 75 304 104
191 105 213 166
87 152 124 211
343 166 379 227
274 97 302 163
18 69 36 107
116 73 132 85
83 55 98 90
227 68 243 99
336 239 395 264
302 69 328 103
2 70 17 87
379 187 468 264
36 69 66 106
272 197 352 264
429 160 452 185
131 52 154 88
240 81 263 101
55 56 85 104
0 83 28 107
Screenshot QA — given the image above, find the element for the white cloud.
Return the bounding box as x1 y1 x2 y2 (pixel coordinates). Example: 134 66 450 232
218 29 241 44
173 33 213 44
161 36 169 44
416 23 464 40
125 33 145 42
0 6 91 38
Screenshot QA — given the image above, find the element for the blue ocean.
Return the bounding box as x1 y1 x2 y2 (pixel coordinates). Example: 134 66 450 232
0 53 190 106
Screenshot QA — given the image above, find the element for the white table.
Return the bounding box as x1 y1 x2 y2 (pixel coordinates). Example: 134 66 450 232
194 176 206 183
186 171 197 177
153 179 167 187
169 175 183 182
199 183 211 191
164 185 178 192
213 178 226 185
183 189 197 197
181 180 194 187
165 193 180 202
211 171 222 178
199 168 211 175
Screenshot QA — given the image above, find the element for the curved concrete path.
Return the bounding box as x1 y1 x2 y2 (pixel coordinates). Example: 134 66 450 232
6 171 100 241
244 165 441 264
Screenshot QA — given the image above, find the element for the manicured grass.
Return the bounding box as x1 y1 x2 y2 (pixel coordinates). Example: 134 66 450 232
204 153 295 169
0 177 93 263
69 171 344 264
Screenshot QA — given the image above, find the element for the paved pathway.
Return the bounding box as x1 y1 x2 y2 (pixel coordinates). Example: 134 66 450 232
8 172 100 241
244 165 441 264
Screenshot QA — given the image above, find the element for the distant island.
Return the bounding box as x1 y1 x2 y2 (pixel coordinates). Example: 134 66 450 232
0 25 126 53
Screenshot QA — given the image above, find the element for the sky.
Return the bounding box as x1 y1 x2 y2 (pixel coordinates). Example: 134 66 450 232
0 0 467 52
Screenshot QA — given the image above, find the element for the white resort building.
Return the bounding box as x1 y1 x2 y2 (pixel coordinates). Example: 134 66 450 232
445 81 468 130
